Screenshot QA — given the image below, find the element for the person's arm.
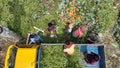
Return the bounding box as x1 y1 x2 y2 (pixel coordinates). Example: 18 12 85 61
78 33 83 38
87 38 95 43
78 35 81 38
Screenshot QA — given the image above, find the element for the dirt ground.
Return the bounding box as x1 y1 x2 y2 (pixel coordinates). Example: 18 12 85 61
0 26 20 68
102 35 120 68
103 1 120 68
0 39 15 68
115 0 120 3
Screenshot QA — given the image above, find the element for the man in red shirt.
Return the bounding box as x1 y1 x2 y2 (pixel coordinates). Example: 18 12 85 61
72 25 87 38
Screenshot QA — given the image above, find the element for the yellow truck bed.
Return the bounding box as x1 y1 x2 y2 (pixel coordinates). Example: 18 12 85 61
15 48 37 68
4 45 39 68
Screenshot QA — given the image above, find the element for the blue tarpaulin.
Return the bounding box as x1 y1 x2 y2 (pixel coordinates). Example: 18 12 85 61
78 45 106 68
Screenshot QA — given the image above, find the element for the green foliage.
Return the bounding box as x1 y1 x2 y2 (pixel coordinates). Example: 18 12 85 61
0 0 118 67
58 0 116 33
0 0 117 43
0 0 60 36
40 45 84 68
97 0 116 32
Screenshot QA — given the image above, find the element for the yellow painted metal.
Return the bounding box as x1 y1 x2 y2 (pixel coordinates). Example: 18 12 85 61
4 45 14 68
32 45 40 48
14 48 37 68
4 44 40 68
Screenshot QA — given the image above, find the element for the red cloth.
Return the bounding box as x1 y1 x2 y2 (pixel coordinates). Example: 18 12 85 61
73 26 86 37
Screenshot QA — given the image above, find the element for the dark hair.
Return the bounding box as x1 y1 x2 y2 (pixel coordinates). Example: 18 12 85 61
48 20 56 26
0 26 3 34
66 22 70 25
30 34 36 38
94 55 99 61
65 40 70 45
91 52 100 61
90 52 100 61
48 22 53 27
94 33 98 36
